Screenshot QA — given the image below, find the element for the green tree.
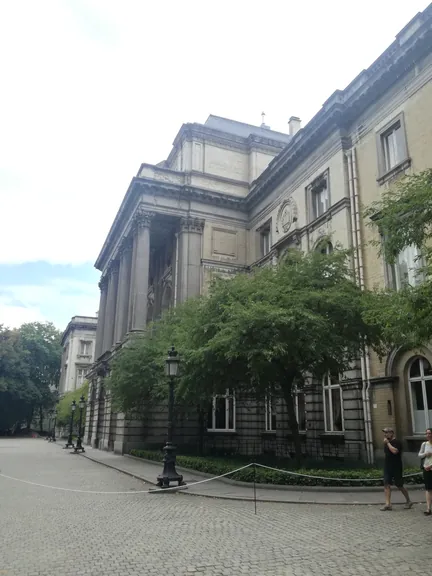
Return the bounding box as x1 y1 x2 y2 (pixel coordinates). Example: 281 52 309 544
56 382 89 431
172 249 388 461
19 322 62 431
0 325 34 431
108 250 390 462
363 169 432 346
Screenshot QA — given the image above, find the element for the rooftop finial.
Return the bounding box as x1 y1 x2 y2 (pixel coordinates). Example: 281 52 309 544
261 111 266 127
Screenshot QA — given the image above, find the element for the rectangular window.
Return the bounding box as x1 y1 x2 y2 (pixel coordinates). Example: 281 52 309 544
80 340 92 355
381 122 404 172
377 114 409 181
295 391 306 431
313 186 329 219
207 389 236 431
307 171 330 222
323 375 344 432
260 227 271 257
265 395 277 432
76 368 87 388
391 244 424 290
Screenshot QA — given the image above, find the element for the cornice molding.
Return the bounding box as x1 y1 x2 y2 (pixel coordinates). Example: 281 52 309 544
246 16 432 209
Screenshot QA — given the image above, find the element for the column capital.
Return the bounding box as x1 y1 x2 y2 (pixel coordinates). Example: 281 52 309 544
98 276 108 290
180 216 205 234
108 259 120 276
118 235 133 258
133 207 155 231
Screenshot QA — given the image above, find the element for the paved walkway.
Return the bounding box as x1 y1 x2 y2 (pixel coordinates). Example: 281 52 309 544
1 438 431 576
82 447 424 505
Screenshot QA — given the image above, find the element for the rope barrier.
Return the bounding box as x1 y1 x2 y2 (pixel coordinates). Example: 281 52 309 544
0 463 254 495
0 460 424 494
254 462 423 482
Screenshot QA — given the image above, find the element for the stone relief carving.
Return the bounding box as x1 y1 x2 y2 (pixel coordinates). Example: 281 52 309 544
180 217 205 234
276 198 298 235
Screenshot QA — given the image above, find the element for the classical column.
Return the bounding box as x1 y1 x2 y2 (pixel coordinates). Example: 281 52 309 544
102 260 119 353
94 276 108 360
176 217 204 303
127 227 138 331
131 210 153 331
114 236 133 344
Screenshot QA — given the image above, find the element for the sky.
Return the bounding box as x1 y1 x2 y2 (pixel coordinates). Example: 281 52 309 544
0 0 430 330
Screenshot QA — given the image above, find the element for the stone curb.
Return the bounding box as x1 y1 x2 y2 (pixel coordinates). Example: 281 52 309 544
80 452 424 506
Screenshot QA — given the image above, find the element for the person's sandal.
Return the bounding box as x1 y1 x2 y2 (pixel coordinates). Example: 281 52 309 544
404 501 413 509
380 505 392 511
424 510 431 516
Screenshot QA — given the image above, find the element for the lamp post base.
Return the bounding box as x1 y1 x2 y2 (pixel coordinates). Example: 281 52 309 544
156 442 184 488
63 435 75 449
73 437 85 454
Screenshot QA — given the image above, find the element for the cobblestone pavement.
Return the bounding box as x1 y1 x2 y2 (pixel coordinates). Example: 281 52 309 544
0 439 430 576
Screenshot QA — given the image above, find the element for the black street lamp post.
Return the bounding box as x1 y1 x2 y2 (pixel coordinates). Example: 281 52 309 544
74 395 86 453
46 410 53 440
51 408 57 442
64 400 76 449
157 346 184 488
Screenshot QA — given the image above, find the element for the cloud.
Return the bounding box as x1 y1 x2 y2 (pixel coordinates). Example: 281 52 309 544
0 262 99 329
0 0 428 268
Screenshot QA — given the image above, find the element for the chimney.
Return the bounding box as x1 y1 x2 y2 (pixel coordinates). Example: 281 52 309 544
288 116 301 136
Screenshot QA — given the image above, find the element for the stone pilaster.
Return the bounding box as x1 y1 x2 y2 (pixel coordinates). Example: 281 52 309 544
131 209 153 331
341 380 365 460
83 379 95 444
114 236 133 344
102 260 119 353
100 393 112 451
94 277 108 360
177 217 204 303
90 377 102 449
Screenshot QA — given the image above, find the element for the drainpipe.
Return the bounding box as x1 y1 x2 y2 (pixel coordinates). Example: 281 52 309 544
352 148 375 465
346 149 374 465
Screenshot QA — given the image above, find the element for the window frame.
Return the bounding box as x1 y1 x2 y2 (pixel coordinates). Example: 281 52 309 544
408 357 432 434
380 235 424 291
79 340 92 356
323 375 344 433
260 227 271 257
294 389 306 432
264 395 277 432
376 113 410 183
207 389 236 432
306 170 330 223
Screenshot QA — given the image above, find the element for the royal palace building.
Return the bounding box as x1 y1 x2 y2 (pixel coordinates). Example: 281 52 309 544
84 5 432 464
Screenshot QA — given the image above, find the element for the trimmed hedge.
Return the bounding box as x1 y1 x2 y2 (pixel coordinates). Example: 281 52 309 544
129 449 423 487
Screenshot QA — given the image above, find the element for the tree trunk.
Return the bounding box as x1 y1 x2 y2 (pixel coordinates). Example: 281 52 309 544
39 405 44 434
26 406 34 432
282 389 302 466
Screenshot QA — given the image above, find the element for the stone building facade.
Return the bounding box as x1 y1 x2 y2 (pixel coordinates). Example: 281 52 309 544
58 316 98 395
85 4 432 463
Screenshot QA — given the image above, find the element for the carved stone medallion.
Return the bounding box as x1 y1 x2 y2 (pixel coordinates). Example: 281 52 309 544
276 198 298 235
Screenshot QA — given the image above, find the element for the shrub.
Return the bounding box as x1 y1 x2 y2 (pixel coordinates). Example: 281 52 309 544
129 449 423 487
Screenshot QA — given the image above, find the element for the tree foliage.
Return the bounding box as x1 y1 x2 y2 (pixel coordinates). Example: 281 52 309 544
364 169 432 346
56 382 89 428
109 248 390 460
0 322 62 432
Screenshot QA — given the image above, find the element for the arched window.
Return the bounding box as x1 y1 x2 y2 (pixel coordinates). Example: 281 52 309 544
409 357 432 433
323 374 344 432
317 241 333 255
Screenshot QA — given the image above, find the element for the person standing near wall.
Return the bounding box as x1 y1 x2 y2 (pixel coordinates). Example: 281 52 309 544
418 428 432 516
381 427 413 511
